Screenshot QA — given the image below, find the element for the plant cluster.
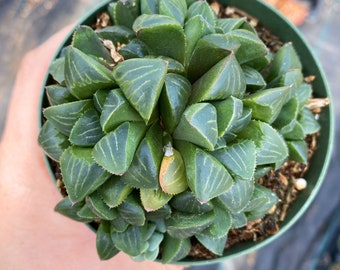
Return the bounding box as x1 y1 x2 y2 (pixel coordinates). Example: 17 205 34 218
38 0 321 263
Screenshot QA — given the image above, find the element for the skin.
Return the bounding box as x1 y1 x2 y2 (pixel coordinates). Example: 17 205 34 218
0 26 184 270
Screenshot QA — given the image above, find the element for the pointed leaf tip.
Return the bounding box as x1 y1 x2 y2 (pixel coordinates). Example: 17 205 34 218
93 122 147 175
133 14 186 63
189 54 246 104
64 47 115 99
173 103 218 151
112 58 168 123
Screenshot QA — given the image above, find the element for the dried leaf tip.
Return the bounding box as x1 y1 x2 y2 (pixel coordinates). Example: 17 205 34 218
103 40 124 63
306 98 330 110
163 142 174 157
210 1 221 15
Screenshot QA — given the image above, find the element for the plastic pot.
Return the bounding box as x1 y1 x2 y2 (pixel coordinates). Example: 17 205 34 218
39 0 334 266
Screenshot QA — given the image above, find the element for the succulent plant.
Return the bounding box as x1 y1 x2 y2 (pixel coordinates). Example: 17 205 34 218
38 0 322 263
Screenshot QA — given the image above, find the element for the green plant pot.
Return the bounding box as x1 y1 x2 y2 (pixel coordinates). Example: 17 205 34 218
39 0 334 266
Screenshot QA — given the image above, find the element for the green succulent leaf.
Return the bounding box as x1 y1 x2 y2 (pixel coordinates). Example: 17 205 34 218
60 146 111 203
111 216 129 232
296 83 312 110
217 17 256 33
228 107 252 134
43 99 92 136
133 14 186 63
93 89 110 112
69 108 104 146
72 25 113 63
138 248 160 262
212 96 243 137
184 15 215 65
159 0 187 25
134 247 159 261
237 120 289 168
49 57 65 85
267 69 304 101
100 89 143 133
161 234 191 264
217 18 245 33
86 191 119 220
153 219 167 233
38 120 70 162
108 0 140 29
97 176 133 208
186 0 196 6
287 140 308 164
187 33 240 82
117 194 146 226
245 185 276 212
281 120 305 140
112 58 167 123
77 203 98 220
214 136 227 150
96 221 120 260
118 38 149 59
259 123 289 168
156 56 186 75
215 177 254 213
254 165 272 180
176 141 233 202
243 86 291 124
242 65 266 91
142 232 164 260
45 85 76 106
201 203 232 238
147 222 159 239
173 103 218 151
140 0 159 14
54 197 92 222
212 140 256 180
245 53 271 71
145 204 172 221
111 225 149 257
244 184 278 221
230 212 247 228
189 54 246 104
159 146 188 195
266 42 302 82
186 0 216 27
298 108 321 135
93 122 147 175
196 234 228 256
166 211 214 239
170 190 213 214
64 47 115 99
140 188 173 212
226 29 268 64
159 73 191 133
95 25 135 45
145 221 158 239
273 97 299 131
121 123 163 189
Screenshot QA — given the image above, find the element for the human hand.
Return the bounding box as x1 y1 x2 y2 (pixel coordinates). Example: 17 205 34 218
0 26 184 270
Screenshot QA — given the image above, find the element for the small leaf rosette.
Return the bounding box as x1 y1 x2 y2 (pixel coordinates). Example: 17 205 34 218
39 0 321 263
